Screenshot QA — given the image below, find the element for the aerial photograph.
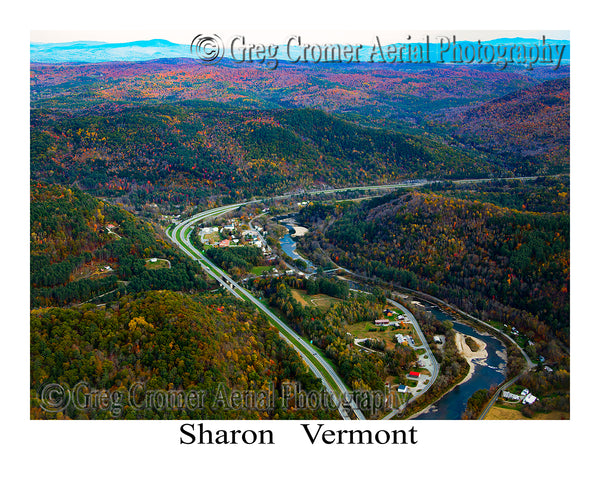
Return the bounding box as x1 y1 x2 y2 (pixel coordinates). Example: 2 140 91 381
29 30 570 424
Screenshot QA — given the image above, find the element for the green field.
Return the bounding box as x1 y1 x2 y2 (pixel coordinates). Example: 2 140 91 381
347 319 422 349
203 232 221 244
290 289 342 310
251 265 273 275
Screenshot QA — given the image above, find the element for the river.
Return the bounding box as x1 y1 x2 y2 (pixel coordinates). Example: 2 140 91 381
414 307 507 420
276 215 505 419
278 220 316 273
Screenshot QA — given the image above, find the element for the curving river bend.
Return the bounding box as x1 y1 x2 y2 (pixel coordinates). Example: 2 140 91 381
277 226 507 419
414 307 507 419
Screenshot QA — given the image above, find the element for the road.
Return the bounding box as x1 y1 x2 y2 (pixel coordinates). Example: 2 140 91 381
165 175 554 420
168 204 365 420
382 298 440 419
339 268 537 420
477 371 525 420
395 285 535 370
337 264 536 419
266 174 560 200
345 285 440 420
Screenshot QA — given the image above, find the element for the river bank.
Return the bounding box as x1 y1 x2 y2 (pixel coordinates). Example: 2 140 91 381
413 319 506 420
454 332 488 385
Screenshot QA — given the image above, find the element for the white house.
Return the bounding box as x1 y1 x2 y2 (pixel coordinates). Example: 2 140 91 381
502 391 521 401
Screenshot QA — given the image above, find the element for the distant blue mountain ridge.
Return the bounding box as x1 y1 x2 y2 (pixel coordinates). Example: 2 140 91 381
31 37 570 67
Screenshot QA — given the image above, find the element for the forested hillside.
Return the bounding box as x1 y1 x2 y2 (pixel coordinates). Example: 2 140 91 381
30 181 208 307
297 183 569 349
31 290 335 419
30 60 570 206
30 56 570 421
31 104 493 206
30 59 567 122
442 78 569 174
425 176 569 214
30 182 336 419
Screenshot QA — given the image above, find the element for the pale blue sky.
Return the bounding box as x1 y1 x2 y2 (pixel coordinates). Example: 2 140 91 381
31 30 570 45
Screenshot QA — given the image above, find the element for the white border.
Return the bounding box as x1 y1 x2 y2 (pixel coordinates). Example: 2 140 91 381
5 1 596 477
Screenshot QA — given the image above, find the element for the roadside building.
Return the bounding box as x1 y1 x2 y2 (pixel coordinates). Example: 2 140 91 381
523 393 537 405
502 391 521 401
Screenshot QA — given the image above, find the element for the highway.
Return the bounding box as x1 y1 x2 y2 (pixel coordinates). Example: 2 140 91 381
168 204 365 420
165 175 553 420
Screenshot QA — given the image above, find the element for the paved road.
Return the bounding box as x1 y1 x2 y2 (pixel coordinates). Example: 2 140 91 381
168 204 365 420
394 285 535 370
341 267 536 419
266 174 561 200
165 175 556 419
477 371 526 420
346 276 537 420
381 298 440 419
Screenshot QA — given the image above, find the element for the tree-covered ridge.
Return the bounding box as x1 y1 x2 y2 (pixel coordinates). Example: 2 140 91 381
30 181 208 307
425 176 569 214
31 290 334 419
297 189 569 346
441 78 569 174
30 60 566 122
31 104 494 205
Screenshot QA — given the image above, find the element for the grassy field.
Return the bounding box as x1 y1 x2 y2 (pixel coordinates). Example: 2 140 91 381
347 320 422 349
203 232 221 244
145 258 171 270
251 265 273 275
485 405 570 420
290 289 342 311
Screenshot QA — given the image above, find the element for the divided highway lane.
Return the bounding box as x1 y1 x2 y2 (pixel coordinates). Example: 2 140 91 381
165 175 556 420
168 205 365 420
